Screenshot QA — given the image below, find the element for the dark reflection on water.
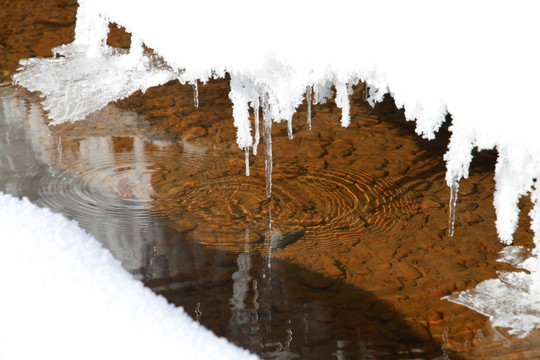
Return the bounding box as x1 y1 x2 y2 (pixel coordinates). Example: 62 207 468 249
0 87 172 274
146 229 441 359
0 86 451 359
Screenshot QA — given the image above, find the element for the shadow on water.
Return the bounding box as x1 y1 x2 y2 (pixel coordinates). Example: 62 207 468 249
370 93 498 184
0 86 454 359
144 230 445 360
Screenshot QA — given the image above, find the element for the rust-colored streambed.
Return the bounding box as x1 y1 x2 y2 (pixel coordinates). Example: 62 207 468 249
3 1 540 359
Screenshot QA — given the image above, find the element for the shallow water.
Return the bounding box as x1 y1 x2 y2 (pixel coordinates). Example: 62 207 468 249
0 85 446 359
3 1 540 358
1 80 538 359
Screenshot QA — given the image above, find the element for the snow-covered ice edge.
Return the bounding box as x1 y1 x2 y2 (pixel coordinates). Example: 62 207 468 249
0 193 257 360
12 0 540 339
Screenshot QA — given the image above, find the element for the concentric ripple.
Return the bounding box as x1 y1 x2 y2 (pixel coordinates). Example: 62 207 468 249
20 162 147 218
152 156 424 253
15 144 172 244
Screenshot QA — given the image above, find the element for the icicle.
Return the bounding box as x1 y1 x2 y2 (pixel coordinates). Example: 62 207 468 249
306 85 312 130
193 80 199 108
229 75 253 152
444 135 473 237
252 96 260 156
244 146 250 176
335 81 351 127
287 118 293 139
313 81 333 105
448 178 459 237
262 95 273 198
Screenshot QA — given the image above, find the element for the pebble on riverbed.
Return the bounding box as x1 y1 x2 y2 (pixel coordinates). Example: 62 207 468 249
181 126 208 139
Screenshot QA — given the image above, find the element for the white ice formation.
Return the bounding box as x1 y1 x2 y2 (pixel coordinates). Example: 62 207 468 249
445 246 540 338
0 193 257 360
11 0 540 338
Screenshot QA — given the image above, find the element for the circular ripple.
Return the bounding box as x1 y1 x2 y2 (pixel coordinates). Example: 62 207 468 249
16 149 170 241
152 156 424 253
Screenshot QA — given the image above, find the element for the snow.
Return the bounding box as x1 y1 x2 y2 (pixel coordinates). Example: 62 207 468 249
10 0 540 339
0 193 257 360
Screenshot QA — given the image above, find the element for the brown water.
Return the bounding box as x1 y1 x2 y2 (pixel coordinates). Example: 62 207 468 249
3 1 540 359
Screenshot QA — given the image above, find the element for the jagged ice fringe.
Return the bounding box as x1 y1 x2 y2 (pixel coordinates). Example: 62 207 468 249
11 0 540 249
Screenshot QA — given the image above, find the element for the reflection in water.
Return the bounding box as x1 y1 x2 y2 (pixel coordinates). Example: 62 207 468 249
228 211 285 357
229 230 254 348
0 87 167 275
0 86 448 359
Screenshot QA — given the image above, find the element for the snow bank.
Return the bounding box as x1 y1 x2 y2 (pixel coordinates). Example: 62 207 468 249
11 0 540 337
0 193 257 360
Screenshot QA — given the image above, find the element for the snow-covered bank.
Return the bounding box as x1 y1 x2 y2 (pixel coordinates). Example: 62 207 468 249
11 0 540 338
0 193 257 360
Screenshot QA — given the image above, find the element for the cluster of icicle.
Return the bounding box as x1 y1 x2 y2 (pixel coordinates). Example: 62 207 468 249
14 2 388 201
229 75 373 198
13 0 540 253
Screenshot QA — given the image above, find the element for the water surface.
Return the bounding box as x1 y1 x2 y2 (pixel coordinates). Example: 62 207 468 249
3 7 540 355
0 85 454 359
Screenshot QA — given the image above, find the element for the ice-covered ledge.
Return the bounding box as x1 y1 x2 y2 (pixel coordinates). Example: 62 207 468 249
14 0 540 244
11 0 540 337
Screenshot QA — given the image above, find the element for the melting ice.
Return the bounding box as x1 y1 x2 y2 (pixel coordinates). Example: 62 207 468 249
11 0 540 339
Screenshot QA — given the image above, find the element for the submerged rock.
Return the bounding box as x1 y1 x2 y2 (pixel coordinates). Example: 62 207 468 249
181 126 208 139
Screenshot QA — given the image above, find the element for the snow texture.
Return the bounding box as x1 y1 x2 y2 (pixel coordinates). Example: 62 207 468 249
11 0 540 337
0 193 257 360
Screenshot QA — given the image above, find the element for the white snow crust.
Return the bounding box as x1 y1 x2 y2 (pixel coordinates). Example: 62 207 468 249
11 0 540 338
0 193 257 360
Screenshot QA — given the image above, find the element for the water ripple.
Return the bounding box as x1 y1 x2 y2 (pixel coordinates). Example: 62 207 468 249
152 157 424 253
